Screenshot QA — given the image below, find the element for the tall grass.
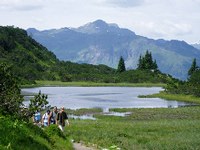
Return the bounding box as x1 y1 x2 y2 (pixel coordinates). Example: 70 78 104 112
67 107 200 150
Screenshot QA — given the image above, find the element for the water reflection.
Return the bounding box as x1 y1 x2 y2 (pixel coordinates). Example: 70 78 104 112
104 111 132 117
69 114 96 120
22 87 193 109
68 111 132 120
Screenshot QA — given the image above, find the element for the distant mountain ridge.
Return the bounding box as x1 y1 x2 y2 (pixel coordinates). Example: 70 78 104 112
27 20 200 79
192 43 200 50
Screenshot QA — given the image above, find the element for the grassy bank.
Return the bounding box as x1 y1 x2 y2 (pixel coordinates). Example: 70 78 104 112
139 91 200 104
66 107 200 150
21 80 166 88
0 116 73 150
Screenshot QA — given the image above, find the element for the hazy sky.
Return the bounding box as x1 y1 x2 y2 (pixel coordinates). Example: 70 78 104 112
0 0 199 44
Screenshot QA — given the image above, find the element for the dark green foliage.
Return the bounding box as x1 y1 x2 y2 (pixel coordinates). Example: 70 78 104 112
29 91 49 117
188 58 198 77
0 116 50 150
165 58 200 97
188 70 200 97
53 61 116 82
0 63 23 117
0 115 72 150
44 124 65 139
117 56 126 73
0 62 72 149
137 50 158 71
117 70 171 83
189 70 200 85
0 62 49 121
0 26 58 83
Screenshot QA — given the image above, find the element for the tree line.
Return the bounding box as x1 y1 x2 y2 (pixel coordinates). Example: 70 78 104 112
117 51 200 98
165 58 200 97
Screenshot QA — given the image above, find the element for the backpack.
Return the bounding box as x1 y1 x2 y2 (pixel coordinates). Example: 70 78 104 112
34 112 41 122
50 111 57 124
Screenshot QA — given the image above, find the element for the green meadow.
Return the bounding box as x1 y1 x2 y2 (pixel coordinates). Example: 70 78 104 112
21 81 200 149
66 106 200 150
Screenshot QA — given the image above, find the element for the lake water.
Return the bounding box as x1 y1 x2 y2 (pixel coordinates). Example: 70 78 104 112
22 86 192 111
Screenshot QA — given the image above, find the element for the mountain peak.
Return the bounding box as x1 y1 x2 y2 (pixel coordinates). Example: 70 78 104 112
76 19 120 34
27 28 39 34
92 19 107 27
26 20 200 79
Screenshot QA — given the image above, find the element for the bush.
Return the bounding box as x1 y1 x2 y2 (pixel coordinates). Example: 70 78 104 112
44 125 65 139
0 63 24 117
0 116 50 150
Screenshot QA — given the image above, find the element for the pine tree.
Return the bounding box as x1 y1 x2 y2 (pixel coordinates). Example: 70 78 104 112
152 60 158 71
144 51 153 69
188 58 198 76
138 55 145 70
137 50 158 71
117 56 126 73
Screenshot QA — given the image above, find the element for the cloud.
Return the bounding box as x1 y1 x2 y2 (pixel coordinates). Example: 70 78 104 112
0 0 44 11
132 20 192 41
0 0 199 43
104 0 145 8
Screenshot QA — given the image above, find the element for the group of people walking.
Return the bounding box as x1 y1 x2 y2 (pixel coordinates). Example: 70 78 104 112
33 106 70 132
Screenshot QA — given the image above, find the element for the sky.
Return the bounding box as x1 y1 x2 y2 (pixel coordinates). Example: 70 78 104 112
0 0 200 44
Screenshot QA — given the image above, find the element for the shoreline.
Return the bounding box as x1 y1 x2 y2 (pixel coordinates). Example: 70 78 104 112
139 91 200 104
20 80 166 88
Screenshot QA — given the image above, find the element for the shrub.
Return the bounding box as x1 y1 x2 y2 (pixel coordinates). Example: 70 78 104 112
0 63 23 118
44 125 65 139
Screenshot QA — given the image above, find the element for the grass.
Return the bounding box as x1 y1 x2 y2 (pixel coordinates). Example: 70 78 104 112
0 116 73 150
66 107 200 150
66 108 103 116
20 81 200 149
21 80 166 88
139 91 200 104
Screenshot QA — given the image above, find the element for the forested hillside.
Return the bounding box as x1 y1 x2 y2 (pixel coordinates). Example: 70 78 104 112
0 26 117 83
0 26 174 84
0 26 58 83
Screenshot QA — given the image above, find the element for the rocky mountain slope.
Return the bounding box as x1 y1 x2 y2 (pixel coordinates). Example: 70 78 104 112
27 20 200 79
192 43 200 50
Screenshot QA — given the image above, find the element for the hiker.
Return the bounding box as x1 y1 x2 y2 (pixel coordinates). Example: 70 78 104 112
48 106 58 125
57 107 70 132
33 110 41 126
42 110 50 127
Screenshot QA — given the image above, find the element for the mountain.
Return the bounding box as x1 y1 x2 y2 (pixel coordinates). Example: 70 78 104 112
0 26 116 83
0 26 174 84
27 20 200 80
0 26 59 83
192 43 200 50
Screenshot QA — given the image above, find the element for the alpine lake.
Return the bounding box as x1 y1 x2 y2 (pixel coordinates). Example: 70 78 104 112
22 86 195 119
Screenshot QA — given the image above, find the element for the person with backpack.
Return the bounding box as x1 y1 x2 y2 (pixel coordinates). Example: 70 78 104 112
57 107 69 132
48 106 58 125
42 110 50 127
33 110 41 125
